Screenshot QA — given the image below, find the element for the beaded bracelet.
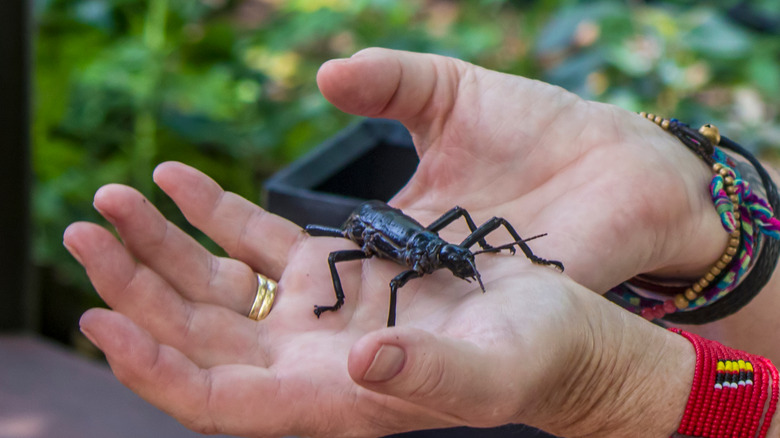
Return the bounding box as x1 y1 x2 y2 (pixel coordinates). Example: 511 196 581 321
669 328 779 438
605 114 780 324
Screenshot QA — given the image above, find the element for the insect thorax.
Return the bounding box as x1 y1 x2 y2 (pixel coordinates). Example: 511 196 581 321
404 232 445 274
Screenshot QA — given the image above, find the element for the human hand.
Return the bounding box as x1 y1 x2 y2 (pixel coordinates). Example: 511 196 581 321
317 48 728 292
65 162 691 437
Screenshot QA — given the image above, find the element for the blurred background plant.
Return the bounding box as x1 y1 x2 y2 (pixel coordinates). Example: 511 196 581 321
33 0 780 347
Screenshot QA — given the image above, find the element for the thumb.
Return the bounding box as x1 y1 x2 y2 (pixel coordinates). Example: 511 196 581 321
348 327 522 427
316 48 464 139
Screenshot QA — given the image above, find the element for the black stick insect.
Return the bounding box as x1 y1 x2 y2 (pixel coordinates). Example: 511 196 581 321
305 200 564 326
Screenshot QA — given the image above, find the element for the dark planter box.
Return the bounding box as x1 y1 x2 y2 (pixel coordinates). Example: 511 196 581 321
264 118 419 228
263 118 557 438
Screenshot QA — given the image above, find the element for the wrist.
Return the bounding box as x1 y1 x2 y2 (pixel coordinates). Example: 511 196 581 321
645 147 765 282
672 329 780 438
609 116 780 324
542 303 694 437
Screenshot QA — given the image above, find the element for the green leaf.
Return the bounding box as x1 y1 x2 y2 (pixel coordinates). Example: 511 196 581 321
534 2 625 54
747 54 780 98
682 10 754 59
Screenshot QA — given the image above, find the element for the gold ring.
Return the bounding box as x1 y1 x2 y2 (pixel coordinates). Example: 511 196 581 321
248 274 277 321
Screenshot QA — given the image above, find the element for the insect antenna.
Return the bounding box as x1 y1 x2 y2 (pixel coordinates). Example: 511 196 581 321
472 233 548 255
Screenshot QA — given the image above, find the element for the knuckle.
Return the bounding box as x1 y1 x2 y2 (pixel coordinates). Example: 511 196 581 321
406 354 449 399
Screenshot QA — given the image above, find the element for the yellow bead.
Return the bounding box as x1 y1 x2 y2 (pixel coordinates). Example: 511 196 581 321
699 124 721 145
685 288 699 300
654 115 663 124
731 230 741 238
705 272 716 282
692 282 703 293
726 247 738 256
721 254 734 264
716 260 728 270
697 278 710 289
639 112 647 118
711 266 722 276
647 113 656 120
729 237 740 248
675 294 689 309
661 119 670 129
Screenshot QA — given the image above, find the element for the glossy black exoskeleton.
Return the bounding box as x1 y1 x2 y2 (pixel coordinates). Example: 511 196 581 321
305 200 563 326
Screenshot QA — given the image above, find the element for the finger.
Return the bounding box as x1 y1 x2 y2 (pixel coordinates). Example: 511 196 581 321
92 183 257 313
348 327 524 427
152 161 302 281
79 308 217 432
79 309 287 437
317 48 465 143
64 222 264 367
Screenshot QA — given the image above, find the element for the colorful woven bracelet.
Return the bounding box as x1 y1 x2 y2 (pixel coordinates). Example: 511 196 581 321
605 114 780 324
669 328 779 438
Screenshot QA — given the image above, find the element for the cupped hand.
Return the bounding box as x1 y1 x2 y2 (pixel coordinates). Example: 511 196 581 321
64 162 649 437
317 48 728 292
62 48 711 437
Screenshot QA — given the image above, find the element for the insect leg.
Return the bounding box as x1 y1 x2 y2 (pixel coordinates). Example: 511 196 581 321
314 249 369 318
304 224 346 238
424 206 492 250
387 270 421 327
460 218 564 271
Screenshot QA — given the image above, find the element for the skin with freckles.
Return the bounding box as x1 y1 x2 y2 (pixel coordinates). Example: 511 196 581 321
64 48 780 437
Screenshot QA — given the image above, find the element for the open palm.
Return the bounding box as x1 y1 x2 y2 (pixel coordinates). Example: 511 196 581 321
66 161 604 437
318 49 727 292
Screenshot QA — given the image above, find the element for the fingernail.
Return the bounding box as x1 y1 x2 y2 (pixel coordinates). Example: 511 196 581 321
63 242 84 265
93 203 116 224
92 186 119 223
79 326 101 349
363 345 405 382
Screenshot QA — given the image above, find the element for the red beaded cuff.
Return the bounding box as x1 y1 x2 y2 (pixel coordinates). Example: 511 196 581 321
670 328 779 438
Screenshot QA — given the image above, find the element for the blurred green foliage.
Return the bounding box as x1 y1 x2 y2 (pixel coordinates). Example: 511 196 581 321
34 0 780 314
